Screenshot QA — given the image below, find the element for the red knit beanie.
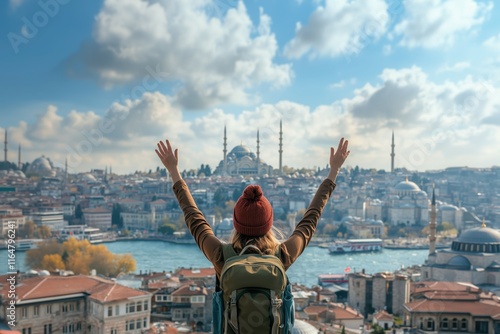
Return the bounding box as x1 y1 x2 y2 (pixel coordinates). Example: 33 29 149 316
233 185 273 237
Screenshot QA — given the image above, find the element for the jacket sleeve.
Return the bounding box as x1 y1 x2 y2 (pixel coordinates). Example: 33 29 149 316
172 180 225 275
280 179 336 270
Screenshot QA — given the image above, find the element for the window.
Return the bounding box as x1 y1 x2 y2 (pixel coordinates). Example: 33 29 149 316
69 303 74 312
115 305 119 316
63 325 68 334
136 301 142 312
111 330 117 334
62 304 68 313
76 301 80 311
441 318 448 330
136 319 141 329
155 295 163 301
22 329 32 334
144 300 148 310
108 306 112 317
22 307 27 318
34 306 39 316
461 319 467 331
44 324 52 334
129 321 135 330
452 318 458 330
143 318 147 328
128 303 135 313
426 318 435 331
46 305 52 314
475 321 488 333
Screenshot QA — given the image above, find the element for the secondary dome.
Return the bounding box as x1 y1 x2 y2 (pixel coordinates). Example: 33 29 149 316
292 320 319 334
451 226 500 253
394 180 421 192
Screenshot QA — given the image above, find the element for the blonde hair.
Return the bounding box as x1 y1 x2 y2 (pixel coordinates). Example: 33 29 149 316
230 226 284 255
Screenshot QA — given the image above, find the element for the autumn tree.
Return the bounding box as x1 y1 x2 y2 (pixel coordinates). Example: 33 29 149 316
19 221 36 238
36 225 52 239
26 239 63 269
113 254 136 276
41 254 65 271
25 238 136 277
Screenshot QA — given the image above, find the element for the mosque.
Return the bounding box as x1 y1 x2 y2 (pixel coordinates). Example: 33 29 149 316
213 122 283 177
422 191 500 288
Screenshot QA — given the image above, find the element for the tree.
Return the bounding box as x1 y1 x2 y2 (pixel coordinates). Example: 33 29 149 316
36 225 52 239
159 223 177 236
370 323 386 334
26 239 62 269
19 221 35 238
25 238 137 277
113 254 136 276
41 254 65 271
112 204 123 228
340 325 346 334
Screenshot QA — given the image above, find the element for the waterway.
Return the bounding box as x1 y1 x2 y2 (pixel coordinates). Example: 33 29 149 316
0 240 429 287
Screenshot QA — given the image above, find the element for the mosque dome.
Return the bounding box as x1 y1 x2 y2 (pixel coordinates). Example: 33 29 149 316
26 156 55 177
447 255 471 269
394 180 421 192
229 145 253 159
451 226 500 253
292 320 319 334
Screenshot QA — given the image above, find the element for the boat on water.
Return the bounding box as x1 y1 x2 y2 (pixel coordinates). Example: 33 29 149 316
15 239 44 251
328 238 383 254
59 225 105 244
318 273 348 286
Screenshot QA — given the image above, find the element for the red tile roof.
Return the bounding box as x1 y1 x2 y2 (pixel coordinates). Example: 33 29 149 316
171 284 207 297
176 268 215 278
4 275 149 304
405 299 500 319
374 310 393 321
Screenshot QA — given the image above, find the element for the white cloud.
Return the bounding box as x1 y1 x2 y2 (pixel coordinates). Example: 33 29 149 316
67 0 291 109
483 34 500 51
394 0 493 48
437 62 471 73
284 0 389 58
7 68 500 173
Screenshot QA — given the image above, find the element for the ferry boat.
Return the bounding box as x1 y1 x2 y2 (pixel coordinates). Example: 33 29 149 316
15 239 43 251
318 274 348 286
329 238 383 254
59 225 105 244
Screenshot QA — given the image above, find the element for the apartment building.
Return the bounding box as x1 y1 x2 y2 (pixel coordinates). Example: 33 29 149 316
0 274 151 334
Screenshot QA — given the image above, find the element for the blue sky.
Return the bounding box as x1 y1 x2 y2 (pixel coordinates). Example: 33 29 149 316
1 0 500 174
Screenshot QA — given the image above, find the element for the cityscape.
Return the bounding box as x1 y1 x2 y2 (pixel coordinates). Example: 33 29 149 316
1 126 500 333
3 0 500 333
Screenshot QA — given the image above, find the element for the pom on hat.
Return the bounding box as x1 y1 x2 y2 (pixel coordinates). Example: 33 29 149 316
233 185 273 237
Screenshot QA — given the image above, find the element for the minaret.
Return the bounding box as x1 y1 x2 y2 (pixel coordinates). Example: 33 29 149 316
4 129 7 162
279 120 283 175
429 187 437 255
256 129 261 176
223 125 228 175
18 144 21 170
391 131 395 173
65 157 68 180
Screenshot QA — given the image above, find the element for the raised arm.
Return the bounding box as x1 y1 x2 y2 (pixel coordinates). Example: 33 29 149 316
155 139 182 183
281 138 350 269
155 140 224 272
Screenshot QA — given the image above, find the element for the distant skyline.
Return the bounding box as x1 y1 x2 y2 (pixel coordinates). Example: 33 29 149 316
1 0 500 174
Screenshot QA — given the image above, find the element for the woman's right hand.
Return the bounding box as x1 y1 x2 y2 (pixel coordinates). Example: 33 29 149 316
328 137 350 181
155 139 182 182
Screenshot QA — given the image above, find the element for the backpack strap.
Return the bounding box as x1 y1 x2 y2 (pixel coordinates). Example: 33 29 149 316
221 242 238 261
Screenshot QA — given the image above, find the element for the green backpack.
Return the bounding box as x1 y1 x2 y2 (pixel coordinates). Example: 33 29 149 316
212 243 295 334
